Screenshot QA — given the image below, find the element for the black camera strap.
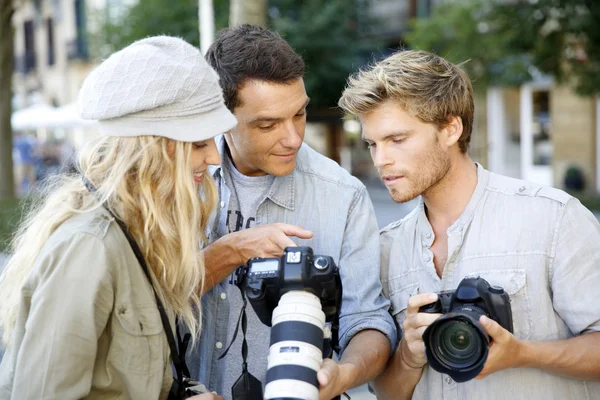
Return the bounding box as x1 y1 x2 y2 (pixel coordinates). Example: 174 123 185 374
82 176 191 398
218 268 263 400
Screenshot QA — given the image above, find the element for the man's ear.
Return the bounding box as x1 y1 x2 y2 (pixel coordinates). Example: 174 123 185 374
440 116 463 148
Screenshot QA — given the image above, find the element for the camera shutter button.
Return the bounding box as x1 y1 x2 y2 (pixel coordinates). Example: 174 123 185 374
314 256 328 270
489 286 504 294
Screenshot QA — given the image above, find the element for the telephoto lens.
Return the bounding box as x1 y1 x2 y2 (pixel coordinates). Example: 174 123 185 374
264 291 326 400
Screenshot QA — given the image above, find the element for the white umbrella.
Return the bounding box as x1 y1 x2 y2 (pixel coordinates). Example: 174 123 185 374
11 103 59 131
48 103 96 129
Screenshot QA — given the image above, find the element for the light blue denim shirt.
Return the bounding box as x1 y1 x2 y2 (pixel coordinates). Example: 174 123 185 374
380 164 600 399
188 135 397 397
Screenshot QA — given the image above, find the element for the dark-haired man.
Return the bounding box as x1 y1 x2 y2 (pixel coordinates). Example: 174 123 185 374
189 25 397 400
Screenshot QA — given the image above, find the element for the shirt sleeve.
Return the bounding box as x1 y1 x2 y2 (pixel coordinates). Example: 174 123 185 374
11 232 115 399
337 187 398 354
551 198 600 335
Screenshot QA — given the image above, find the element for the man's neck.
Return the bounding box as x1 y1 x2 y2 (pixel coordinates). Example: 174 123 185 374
423 155 478 229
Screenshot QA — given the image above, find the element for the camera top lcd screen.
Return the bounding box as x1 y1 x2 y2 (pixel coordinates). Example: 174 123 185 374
250 260 279 273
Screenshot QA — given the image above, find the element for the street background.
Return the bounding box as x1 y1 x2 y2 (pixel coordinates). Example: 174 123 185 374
2 1 600 398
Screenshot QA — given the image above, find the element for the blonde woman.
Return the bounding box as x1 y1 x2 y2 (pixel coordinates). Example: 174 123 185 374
0 36 236 400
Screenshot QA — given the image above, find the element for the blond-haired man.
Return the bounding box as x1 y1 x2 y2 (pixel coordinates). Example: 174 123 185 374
339 50 600 399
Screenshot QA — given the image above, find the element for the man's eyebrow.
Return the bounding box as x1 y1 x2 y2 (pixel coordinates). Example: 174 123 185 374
361 130 414 142
297 98 310 114
248 98 311 125
249 116 282 124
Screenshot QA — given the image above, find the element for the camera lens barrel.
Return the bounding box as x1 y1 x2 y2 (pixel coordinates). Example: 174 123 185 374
264 291 325 400
422 308 490 382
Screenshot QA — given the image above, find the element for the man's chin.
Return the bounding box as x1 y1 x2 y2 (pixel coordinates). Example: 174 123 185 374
389 188 418 204
266 162 297 177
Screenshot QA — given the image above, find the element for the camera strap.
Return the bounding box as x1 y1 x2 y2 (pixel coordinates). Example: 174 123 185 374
82 176 192 399
218 268 263 400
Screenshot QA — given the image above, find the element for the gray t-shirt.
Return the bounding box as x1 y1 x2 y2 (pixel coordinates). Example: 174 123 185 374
218 152 274 397
223 152 273 234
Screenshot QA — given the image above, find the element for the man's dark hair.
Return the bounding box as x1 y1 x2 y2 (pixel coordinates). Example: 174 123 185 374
206 24 305 110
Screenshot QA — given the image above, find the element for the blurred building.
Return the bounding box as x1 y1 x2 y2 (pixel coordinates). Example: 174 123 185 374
12 0 100 110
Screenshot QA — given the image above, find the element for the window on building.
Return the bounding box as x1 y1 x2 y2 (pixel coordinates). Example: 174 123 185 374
74 0 89 59
24 20 36 73
47 18 55 66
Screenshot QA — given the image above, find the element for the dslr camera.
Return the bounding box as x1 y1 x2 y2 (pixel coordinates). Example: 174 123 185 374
242 246 342 400
419 276 513 382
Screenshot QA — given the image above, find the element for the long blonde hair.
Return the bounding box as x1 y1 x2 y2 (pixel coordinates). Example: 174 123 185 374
0 135 217 345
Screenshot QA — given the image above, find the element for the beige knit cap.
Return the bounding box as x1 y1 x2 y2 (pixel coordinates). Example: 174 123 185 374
77 36 237 142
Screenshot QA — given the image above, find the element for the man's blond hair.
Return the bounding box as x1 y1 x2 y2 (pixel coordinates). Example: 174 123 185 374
338 50 474 153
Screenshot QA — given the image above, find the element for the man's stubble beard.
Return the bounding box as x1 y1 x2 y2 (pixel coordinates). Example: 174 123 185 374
388 143 451 204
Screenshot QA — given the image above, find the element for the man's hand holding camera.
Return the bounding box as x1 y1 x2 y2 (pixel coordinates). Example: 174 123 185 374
230 223 314 264
202 223 314 291
475 315 523 379
402 293 442 369
317 358 354 400
403 293 522 379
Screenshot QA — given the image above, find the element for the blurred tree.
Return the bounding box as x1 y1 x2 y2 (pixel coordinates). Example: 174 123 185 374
520 0 600 96
270 0 378 110
269 0 382 162
407 0 600 95
405 0 533 91
94 0 229 57
230 0 266 26
0 0 15 199
96 0 378 110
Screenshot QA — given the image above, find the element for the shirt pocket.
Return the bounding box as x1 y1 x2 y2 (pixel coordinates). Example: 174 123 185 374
464 268 532 340
109 304 166 375
389 282 420 335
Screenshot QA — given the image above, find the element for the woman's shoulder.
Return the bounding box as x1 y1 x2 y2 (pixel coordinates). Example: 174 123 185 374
53 207 117 241
32 208 126 282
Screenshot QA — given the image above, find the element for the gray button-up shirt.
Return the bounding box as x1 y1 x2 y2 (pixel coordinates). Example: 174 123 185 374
189 136 397 397
380 164 600 399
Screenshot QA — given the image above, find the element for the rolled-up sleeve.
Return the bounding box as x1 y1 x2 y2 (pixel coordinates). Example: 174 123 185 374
551 198 600 335
10 233 115 399
337 187 397 354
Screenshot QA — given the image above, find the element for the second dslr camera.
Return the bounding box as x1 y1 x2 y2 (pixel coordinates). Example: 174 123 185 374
419 276 513 382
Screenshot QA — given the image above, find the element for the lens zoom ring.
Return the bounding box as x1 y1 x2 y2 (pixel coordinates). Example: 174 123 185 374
266 365 319 388
270 321 323 350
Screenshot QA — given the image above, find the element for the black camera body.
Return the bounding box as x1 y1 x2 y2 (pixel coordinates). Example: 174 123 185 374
243 246 342 326
419 277 514 332
418 277 513 382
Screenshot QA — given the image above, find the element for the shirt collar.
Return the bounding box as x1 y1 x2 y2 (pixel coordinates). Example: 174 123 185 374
210 134 296 211
417 162 489 238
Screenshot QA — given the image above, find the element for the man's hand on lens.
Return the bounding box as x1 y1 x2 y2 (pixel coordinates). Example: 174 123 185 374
476 315 524 379
401 293 442 369
318 358 354 400
189 393 224 400
231 223 314 264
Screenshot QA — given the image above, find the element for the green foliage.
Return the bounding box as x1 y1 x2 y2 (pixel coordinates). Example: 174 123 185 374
93 0 381 110
0 197 29 253
522 0 600 96
406 0 600 95
94 0 229 57
405 0 533 90
269 0 381 110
